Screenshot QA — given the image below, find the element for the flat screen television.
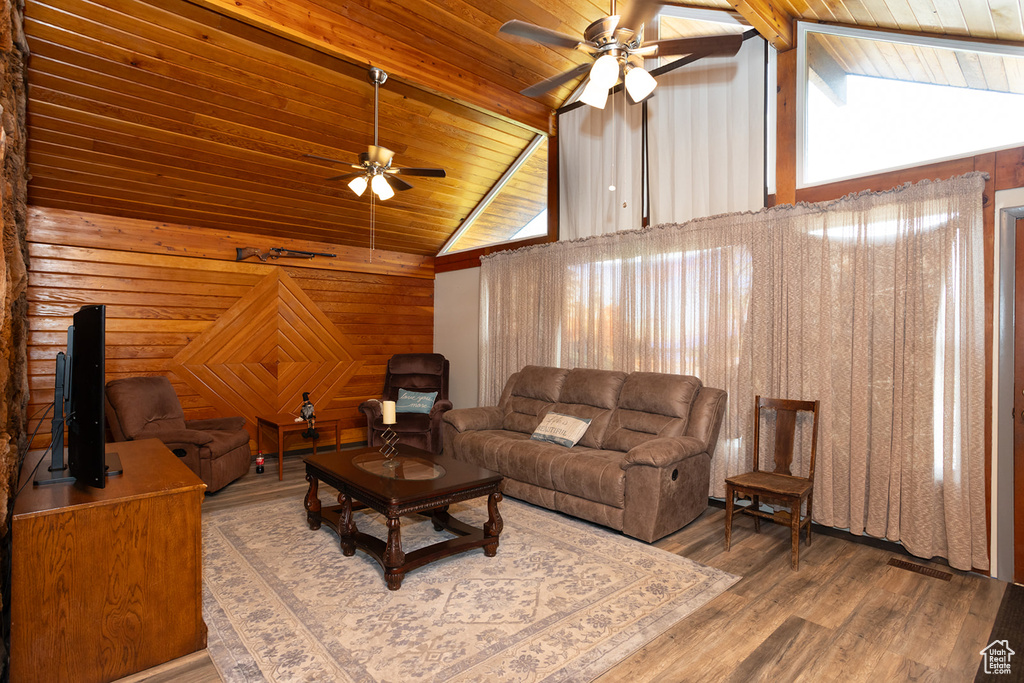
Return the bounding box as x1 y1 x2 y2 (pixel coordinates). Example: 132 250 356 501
36 304 122 488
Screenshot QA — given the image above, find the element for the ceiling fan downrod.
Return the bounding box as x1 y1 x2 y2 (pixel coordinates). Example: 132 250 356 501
368 67 387 149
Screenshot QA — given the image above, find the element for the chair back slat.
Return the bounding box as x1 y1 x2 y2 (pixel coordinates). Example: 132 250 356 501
752 395 820 479
772 408 798 475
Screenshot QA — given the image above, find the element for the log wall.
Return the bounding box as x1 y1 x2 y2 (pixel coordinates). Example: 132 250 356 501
25 207 434 452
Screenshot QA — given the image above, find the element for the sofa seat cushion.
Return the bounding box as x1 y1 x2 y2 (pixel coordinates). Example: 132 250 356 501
449 429 532 473
202 428 251 460
450 428 625 509
548 448 626 509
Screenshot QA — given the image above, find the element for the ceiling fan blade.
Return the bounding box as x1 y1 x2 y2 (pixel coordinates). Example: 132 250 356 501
616 0 662 34
302 153 349 165
325 172 364 182
386 175 414 192
391 167 447 178
500 20 581 49
367 145 396 166
648 34 744 58
521 62 592 98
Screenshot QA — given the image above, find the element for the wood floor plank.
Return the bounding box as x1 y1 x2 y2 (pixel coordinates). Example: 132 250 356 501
944 576 1006 676
114 453 1010 683
726 615 833 683
888 566 980 670
867 650 945 682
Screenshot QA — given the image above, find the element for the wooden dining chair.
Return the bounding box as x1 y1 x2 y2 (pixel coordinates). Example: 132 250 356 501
724 395 820 570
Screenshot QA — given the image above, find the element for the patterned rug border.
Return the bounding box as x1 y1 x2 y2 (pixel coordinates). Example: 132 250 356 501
202 496 739 682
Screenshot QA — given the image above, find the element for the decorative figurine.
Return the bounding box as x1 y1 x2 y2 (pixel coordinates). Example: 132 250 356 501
300 392 318 440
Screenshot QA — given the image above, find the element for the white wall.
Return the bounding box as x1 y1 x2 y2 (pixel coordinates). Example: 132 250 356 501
434 267 481 409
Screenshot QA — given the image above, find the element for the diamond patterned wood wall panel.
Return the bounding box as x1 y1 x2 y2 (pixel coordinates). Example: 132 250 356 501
170 269 364 421
25 208 434 450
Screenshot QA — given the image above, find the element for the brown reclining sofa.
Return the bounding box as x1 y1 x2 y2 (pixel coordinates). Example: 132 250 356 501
441 366 727 543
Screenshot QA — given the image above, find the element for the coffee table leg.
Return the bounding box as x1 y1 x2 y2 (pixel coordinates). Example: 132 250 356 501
384 516 406 590
431 505 450 531
339 492 356 556
483 491 503 557
304 474 321 530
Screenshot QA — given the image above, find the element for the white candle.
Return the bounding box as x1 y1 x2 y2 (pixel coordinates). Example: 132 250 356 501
382 400 397 425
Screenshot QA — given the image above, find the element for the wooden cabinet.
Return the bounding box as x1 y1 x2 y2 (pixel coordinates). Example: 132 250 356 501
11 439 207 683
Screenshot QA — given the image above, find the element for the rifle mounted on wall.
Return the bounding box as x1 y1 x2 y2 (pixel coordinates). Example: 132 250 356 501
235 247 337 262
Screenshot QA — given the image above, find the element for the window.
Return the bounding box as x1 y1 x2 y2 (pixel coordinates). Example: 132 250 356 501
438 136 548 255
798 23 1024 187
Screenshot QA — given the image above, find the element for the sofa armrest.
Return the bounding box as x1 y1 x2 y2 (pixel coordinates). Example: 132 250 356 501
187 416 245 432
136 425 215 447
429 399 454 419
443 406 503 433
359 399 382 419
622 436 707 469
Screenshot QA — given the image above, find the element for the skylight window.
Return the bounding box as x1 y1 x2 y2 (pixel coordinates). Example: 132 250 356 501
798 23 1024 187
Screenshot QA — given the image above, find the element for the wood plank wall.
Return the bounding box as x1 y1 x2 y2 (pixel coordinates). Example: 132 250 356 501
25 207 435 452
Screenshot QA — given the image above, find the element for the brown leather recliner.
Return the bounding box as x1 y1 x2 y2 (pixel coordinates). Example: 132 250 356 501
104 375 251 492
358 353 453 454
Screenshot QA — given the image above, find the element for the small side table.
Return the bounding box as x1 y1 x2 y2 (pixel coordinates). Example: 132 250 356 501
256 412 342 480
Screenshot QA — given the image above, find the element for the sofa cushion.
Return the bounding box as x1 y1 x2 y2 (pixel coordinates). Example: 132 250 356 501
450 429 532 473
501 366 568 434
548 448 626 508
552 368 627 448
602 373 703 452
559 368 626 409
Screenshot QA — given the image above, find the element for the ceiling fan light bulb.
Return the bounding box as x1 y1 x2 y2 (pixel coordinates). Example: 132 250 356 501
348 175 368 197
579 78 609 109
371 173 395 200
625 65 657 102
590 54 620 89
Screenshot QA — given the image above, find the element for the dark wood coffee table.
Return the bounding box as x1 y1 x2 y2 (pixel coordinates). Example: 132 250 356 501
303 445 503 590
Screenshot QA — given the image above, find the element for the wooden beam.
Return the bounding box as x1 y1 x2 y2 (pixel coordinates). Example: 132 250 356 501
729 0 795 51
775 49 797 205
184 0 554 135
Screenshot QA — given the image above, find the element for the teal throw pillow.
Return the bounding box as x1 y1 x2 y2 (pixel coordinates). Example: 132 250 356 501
396 388 437 414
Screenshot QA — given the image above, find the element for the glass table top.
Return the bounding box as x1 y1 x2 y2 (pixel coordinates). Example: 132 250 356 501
352 451 446 480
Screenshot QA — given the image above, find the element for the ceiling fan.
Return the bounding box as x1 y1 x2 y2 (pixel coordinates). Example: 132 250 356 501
304 67 446 201
500 0 744 108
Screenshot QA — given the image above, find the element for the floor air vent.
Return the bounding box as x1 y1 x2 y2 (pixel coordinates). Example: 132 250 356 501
887 557 953 581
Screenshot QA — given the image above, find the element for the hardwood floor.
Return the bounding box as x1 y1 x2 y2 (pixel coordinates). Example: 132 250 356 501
119 451 1006 682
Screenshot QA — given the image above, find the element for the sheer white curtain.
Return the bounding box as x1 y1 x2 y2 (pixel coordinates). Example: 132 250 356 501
480 174 987 571
558 91 644 239
557 36 767 240
647 37 766 224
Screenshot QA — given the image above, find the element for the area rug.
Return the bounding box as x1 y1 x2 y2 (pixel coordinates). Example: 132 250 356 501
203 497 739 682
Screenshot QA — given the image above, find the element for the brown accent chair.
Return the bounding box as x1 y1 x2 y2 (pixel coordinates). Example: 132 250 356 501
358 353 453 454
105 376 251 493
724 395 820 570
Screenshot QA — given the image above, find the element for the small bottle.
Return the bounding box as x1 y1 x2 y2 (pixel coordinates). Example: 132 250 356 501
255 454 265 474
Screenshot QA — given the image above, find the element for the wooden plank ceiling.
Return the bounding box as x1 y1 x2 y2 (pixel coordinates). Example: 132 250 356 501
23 0 1024 257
